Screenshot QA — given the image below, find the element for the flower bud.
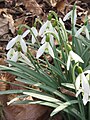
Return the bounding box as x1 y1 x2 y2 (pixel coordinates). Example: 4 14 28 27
52 20 57 27
18 29 23 35
77 66 83 74
46 34 50 42
48 13 53 21
67 44 72 51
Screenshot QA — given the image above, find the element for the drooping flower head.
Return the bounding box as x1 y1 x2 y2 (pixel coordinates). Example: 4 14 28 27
63 7 77 25
6 30 30 53
75 25 89 40
66 45 84 70
31 27 38 44
39 20 54 36
75 68 90 105
36 34 54 59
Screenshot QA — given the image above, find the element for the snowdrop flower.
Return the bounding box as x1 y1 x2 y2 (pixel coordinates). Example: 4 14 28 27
31 27 38 44
7 48 18 62
39 20 54 36
67 50 84 70
36 41 54 59
75 70 90 105
41 34 54 47
7 49 32 66
39 20 59 43
6 30 30 53
75 25 89 40
63 8 77 25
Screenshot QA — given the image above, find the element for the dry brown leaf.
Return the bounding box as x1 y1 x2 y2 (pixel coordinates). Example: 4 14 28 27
4 105 51 120
60 87 75 97
0 11 15 36
14 17 25 28
56 0 67 13
23 0 43 15
3 13 15 34
0 58 6 65
0 16 9 36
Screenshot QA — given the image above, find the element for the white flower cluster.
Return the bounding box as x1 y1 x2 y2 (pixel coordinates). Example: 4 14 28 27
6 20 59 62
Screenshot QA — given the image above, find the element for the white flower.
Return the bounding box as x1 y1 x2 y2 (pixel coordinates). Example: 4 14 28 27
41 35 54 47
67 50 84 70
31 27 38 44
36 42 54 59
6 30 30 53
75 25 89 40
7 48 18 62
75 70 90 105
7 49 32 66
63 9 77 25
63 11 72 21
39 20 54 36
39 20 59 44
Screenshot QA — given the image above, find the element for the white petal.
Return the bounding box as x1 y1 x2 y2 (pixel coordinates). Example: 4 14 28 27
39 20 48 36
31 35 36 44
20 38 27 53
84 27 89 40
31 27 38 37
83 93 89 105
59 18 65 27
6 36 18 50
20 52 31 65
41 36 46 44
7 48 15 60
70 51 84 63
76 89 82 97
75 74 81 90
67 55 71 70
48 43 54 58
22 30 30 38
36 43 46 59
81 73 89 93
86 74 90 81
11 51 18 62
75 26 84 37
84 70 90 74
53 29 59 41
49 21 54 31
63 11 72 21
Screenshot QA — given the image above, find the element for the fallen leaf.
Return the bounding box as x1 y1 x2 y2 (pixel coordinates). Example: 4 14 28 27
4 105 52 120
56 0 67 13
23 0 43 15
0 16 9 36
3 13 15 34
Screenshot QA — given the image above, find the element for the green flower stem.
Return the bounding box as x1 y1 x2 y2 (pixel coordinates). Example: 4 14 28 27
27 49 40 73
72 4 76 50
72 64 86 120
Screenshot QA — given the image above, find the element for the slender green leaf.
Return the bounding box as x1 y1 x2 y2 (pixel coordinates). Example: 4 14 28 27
50 100 78 116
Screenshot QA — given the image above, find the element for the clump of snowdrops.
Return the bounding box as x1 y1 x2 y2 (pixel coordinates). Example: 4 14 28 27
0 5 90 120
